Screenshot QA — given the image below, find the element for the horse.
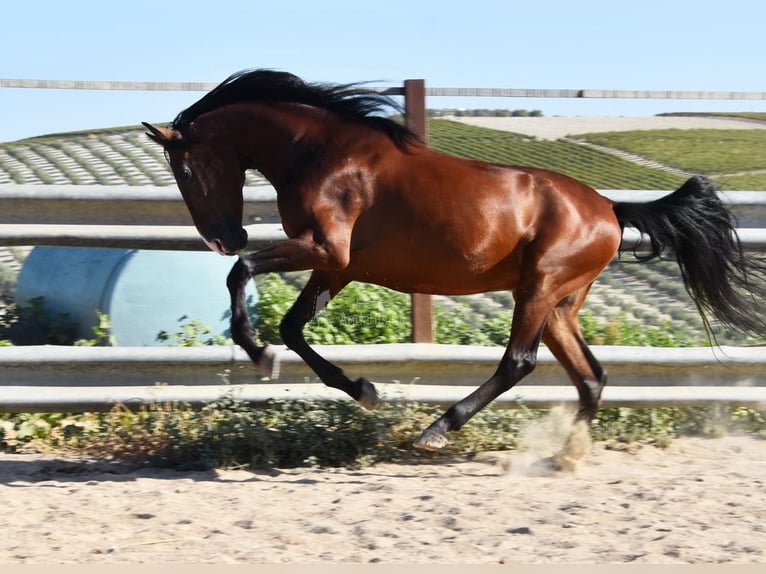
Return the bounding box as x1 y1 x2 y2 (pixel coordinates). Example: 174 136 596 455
143 69 766 460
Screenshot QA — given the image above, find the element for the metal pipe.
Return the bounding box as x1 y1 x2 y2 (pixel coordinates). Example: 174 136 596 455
1 345 764 409
1 224 764 252
1 383 765 414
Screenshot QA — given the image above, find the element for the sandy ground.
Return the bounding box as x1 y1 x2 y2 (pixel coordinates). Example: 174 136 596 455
1 433 764 565
448 115 766 140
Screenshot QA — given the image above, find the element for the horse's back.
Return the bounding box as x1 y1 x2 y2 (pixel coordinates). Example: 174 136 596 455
342 148 621 294
387 147 621 247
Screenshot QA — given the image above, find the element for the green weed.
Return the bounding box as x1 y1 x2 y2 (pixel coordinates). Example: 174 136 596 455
2 401 764 469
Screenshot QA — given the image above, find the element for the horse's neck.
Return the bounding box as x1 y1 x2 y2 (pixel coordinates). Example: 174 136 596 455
225 104 325 188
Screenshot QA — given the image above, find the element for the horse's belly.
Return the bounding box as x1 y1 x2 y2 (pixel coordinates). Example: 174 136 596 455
346 194 527 294
344 246 520 295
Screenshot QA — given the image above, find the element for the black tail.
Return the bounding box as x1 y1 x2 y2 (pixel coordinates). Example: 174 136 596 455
613 176 766 339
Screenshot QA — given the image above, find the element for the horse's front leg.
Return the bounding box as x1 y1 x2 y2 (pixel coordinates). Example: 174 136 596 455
226 230 346 372
228 232 378 409
226 258 280 377
279 271 379 409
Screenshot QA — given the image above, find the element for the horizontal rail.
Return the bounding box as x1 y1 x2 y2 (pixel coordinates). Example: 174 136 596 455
0 79 224 91
1 384 765 414
3 186 765 203
0 223 286 251
3 79 766 101
622 227 766 251
0 79 404 97
1 343 763 392
1 224 765 252
427 88 766 100
2 185 764 227
1 186 765 250
0 184 281 225
0 184 276 202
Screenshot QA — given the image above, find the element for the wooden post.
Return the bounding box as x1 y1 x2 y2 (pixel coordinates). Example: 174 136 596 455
404 79 433 343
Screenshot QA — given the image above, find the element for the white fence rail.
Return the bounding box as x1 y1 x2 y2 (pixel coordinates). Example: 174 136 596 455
1 187 766 412
3 77 766 413
0 223 286 251
0 344 764 413
5 78 766 101
1 186 765 251
3 224 765 252
4 384 766 414
2 185 765 225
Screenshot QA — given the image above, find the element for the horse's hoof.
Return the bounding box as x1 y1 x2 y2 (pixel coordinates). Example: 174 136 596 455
550 452 580 473
413 429 449 451
258 345 280 379
356 378 379 410
528 455 577 476
527 456 564 476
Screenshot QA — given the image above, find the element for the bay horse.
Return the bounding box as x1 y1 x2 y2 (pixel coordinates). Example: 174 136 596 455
143 69 765 457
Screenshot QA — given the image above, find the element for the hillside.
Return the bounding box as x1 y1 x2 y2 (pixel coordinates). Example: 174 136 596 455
2 116 763 190
0 129 268 187
428 120 686 189
445 115 766 190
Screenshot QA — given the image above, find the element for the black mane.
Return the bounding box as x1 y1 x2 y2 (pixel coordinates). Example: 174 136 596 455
172 69 419 149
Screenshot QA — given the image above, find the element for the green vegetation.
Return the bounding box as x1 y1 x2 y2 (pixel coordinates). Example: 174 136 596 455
0 296 114 347
1 399 764 469
0 272 708 348
574 128 766 179
156 316 230 347
428 119 686 190
578 310 701 347
658 112 766 122
256 275 412 345
715 172 766 190
249 274 702 348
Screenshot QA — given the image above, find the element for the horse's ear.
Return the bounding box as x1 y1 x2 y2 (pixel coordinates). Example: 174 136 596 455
141 122 182 146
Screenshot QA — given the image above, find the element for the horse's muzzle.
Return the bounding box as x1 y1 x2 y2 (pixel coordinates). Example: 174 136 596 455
205 227 248 256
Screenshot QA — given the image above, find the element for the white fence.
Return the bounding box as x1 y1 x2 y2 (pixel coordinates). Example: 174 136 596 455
1 188 766 412
1 344 765 413
2 78 766 413
2 185 766 251
5 77 766 101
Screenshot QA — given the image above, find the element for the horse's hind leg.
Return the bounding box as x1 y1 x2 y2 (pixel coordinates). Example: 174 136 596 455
227 257 279 377
414 277 555 450
540 285 608 470
278 271 379 409
542 284 607 423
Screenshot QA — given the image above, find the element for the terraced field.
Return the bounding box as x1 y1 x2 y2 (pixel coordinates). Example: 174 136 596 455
571 128 766 190
428 120 686 189
1 119 763 346
0 129 268 187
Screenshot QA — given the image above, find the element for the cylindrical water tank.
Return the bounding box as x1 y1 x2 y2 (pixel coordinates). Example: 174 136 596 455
16 247 257 346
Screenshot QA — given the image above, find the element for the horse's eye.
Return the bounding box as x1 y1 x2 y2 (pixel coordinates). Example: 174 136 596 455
180 165 192 180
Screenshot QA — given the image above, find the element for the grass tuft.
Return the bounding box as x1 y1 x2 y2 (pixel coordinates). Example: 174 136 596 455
2 400 764 470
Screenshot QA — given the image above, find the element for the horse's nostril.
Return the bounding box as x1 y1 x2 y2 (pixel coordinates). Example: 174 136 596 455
212 238 225 253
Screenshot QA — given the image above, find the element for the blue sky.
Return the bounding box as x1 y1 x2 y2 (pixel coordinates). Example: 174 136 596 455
1 0 765 141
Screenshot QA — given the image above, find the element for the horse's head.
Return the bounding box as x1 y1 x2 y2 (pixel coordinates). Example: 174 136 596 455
142 121 248 256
